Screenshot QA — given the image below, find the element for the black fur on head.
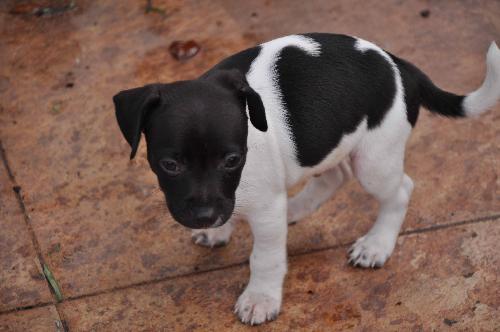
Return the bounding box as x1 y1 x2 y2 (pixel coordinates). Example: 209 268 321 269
113 69 267 229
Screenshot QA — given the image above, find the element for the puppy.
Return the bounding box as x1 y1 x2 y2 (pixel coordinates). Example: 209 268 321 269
113 34 500 325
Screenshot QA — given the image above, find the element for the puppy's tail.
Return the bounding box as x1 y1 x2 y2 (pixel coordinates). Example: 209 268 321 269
461 42 500 116
397 42 500 118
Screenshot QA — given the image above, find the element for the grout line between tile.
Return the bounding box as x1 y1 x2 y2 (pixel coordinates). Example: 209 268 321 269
0 140 16 181
400 214 500 236
55 303 71 332
291 213 500 259
0 141 70 332
0 302 55 316
13 212 500 310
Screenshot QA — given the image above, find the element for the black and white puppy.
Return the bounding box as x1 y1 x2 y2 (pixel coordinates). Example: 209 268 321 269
113 34 500 325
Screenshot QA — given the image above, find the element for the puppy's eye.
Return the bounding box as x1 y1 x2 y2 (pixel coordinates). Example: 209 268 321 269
223 153 242 170
159 158 182 176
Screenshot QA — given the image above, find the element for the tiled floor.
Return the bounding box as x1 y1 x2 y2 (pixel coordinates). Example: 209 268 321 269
0 0 498 331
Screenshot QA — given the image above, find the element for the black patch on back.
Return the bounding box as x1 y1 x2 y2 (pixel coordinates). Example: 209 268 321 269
276 33 396 167
203 46 261 77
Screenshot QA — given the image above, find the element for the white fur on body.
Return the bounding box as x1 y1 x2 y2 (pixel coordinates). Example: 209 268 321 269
192 36 499 325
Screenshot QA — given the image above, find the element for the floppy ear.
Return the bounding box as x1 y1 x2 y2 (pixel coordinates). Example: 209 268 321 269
113 85 161 159
211 69 267 132
240 82 268 132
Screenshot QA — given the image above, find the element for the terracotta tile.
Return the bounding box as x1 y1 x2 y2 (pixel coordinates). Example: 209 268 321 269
59 220 500 331
0 305 64 332
0 0 498 300
0 156 53 312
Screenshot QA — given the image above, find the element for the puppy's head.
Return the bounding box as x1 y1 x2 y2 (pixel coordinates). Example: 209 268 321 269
113 69 267 229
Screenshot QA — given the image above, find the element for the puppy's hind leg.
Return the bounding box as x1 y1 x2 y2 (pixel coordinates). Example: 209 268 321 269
191 218 235 248
349 170 413 267
348 121 413 268
287 160 352 224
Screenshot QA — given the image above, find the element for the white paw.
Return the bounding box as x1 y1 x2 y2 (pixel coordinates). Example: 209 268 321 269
234 290 281 325
191 227 231 248
348 233 396 268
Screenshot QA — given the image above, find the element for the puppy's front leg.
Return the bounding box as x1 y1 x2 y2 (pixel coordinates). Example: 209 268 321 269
235 194 287 325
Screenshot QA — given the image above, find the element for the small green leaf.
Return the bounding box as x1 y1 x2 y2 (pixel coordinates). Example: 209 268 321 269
145 0 166 16
43 264 63 302
50 103 61 114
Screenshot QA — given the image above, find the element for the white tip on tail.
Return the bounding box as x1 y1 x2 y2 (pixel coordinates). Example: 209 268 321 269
463 42 500 117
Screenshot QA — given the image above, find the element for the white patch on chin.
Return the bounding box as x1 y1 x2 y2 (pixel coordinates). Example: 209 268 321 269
191 218 234 248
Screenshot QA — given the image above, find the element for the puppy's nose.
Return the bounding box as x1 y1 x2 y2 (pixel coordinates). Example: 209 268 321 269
193 206 216 226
